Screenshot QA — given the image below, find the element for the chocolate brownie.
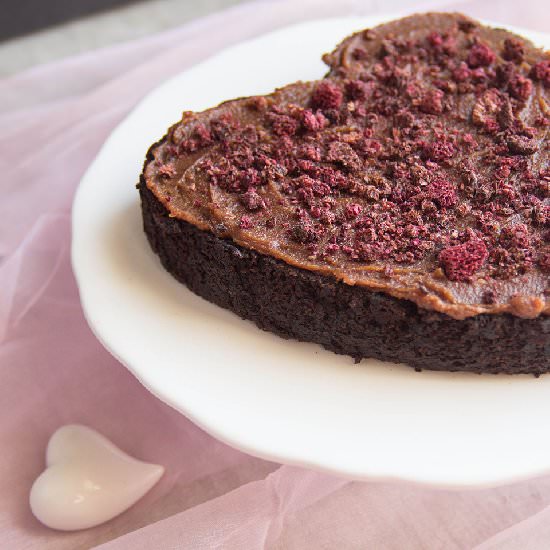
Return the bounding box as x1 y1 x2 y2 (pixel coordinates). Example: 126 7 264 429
140 13 550 374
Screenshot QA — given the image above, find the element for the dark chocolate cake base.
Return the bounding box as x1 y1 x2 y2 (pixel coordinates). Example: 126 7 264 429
139 178 549 375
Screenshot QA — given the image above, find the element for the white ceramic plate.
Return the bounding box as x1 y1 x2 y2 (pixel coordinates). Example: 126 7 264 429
72 16 550 488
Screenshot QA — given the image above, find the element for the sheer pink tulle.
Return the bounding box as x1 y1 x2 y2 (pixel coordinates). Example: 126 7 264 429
1 1 550 548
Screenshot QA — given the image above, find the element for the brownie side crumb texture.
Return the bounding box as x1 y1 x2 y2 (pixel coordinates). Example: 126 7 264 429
139 176 550 375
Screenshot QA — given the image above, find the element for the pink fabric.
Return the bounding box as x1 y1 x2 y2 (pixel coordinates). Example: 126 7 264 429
1 0 550 547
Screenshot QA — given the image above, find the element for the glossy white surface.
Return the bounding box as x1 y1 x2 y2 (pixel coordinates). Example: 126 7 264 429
72 16 550 488
30 425 164 531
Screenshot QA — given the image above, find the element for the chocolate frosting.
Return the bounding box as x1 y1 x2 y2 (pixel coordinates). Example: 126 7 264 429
144 13 549 320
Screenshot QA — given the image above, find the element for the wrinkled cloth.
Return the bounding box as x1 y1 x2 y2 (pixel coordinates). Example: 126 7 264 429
1 0 550 548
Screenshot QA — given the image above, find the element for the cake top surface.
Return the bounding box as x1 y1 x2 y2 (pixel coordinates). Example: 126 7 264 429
144 12 549 319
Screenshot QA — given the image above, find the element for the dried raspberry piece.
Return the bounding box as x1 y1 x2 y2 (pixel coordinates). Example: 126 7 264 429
423 139 455 162
345 79 370 101
501 223 531 249
452 62 471 82
539 251 550 273
301 109 327 132
439 239 488 281
427 179 458 207
467 42 496 68
270 114 299 136
311 81 343 111
419 89 444 115
240 189 265 211
502 38 525 63
427 31 443 47
193 123 213 147
299 144 321 161
508 75 533 101
345 203 363 219
394 109 415 128
210 113 238 140
462 133 477 148
239 215 254 229
530 60 550 87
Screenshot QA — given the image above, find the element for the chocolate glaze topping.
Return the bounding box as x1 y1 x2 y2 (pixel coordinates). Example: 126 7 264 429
144 13 549 320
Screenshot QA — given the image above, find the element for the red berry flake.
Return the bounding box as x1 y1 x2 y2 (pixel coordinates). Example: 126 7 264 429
467 42 496 68
345 203 363 219
301 109 327 132
345 79 371 101
508 75 533 101
240 189 265 211
427 179 458 207
502 38 525 63
439 239 488 281
423 139 456 162
452 62 471 82
530 60 550 87
311 81 343 111
419 89 444 115
270 113 299 136
239 215 254 229
427 31 443 47
193 123 213 147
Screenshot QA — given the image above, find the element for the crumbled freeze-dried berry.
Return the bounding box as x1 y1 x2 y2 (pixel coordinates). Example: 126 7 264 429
239 215 254 229
300 109 327 132
427 31 443 47
269 113 299 136
502 38 525 63
345 203 363 219
467 42 496 68
419 89 444 114
439 240 488 281
423 139 456 162
452 62 471 82
530 60 550 87
345 79 371 101
508 75 533 101
311 81 343 111
194 124 213 147
240 189 265 211
427 179 458 207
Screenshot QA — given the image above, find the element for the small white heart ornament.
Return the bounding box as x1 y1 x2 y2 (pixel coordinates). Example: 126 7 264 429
30 424 164 531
